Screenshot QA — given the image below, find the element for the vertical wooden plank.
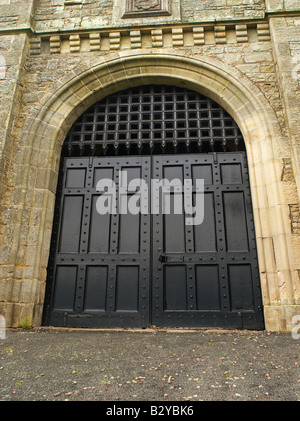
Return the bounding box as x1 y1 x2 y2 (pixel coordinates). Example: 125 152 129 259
223 191 249 252
84 266 108 311
228 264 254 311
116 266 139 311
194 192 217 252
164 266 187 310
65 168 86 188
88 195 111 253
196 265 220 310
58 196 83 253
53 266 77 310
163 193 186 253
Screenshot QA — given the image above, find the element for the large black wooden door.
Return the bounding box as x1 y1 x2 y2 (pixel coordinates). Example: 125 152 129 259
152 153 264 329
45 156 151 328
44 152 264 329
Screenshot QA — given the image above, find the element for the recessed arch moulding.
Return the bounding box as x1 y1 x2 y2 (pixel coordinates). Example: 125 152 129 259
2 51 299 331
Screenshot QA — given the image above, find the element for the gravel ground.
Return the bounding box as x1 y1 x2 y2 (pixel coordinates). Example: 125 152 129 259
0 328 299 402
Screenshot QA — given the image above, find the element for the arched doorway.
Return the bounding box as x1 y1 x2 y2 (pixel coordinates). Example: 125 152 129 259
43 85 264 329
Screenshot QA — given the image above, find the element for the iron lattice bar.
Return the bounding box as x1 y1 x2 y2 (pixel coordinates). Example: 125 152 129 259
63 85 245 157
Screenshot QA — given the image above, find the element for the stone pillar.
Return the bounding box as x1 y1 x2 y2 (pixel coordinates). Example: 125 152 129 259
264 1 300 330
0 0 37 327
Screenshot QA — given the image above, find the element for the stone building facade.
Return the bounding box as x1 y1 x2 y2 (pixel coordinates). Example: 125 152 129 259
0 0 299 331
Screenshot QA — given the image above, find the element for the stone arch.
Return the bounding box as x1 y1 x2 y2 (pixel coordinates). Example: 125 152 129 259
10 51 300 330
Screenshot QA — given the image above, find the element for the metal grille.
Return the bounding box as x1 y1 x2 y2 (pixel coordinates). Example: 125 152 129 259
64 85 245 156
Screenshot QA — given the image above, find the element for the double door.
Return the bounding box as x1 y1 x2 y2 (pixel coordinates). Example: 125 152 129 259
43 153 264 329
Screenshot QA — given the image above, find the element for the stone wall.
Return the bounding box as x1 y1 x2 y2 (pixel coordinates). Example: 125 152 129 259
180 0 266 21
34 0 114 32
0 0 35 161
32 0 266 32
0 0 299 330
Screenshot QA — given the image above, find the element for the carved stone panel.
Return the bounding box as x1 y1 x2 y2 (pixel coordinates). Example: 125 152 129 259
123 0 172 18
135 0 161 11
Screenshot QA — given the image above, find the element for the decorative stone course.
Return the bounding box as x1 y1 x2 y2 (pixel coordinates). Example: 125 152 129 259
49 36 61 54
236 25 248 43
29 22 272 56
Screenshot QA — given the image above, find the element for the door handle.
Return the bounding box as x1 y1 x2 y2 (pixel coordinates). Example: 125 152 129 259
159 254 184 263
